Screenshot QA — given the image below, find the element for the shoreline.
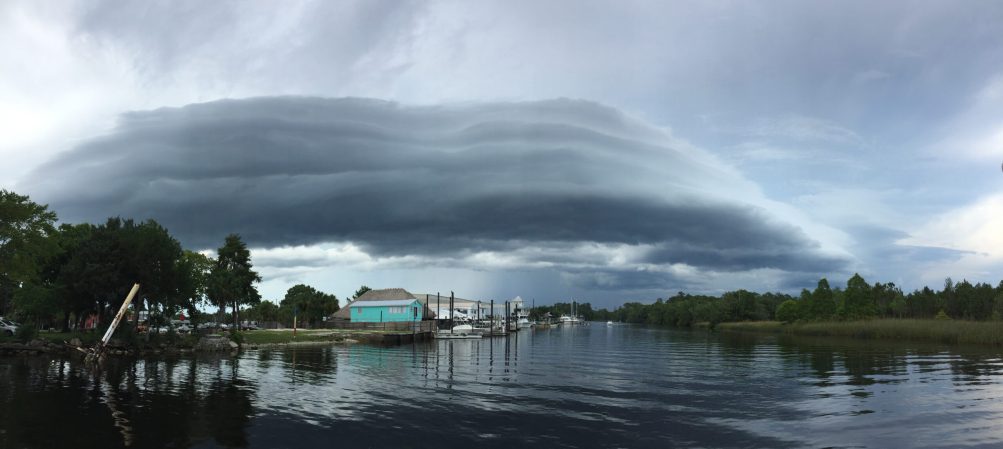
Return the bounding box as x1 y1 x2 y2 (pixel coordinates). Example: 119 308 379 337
0 328 413 357
242 339 359 349
716 319 1003 347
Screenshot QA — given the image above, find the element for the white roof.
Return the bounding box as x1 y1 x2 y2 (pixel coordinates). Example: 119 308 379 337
351 299 419 307
436 308 471 318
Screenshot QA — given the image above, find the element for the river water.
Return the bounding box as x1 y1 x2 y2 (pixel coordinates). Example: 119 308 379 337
3 325 1003 448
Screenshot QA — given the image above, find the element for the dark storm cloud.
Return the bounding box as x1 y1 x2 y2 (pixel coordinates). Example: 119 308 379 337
25 97 848 275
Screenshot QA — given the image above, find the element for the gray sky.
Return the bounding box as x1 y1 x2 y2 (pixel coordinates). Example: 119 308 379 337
3 1 1002 307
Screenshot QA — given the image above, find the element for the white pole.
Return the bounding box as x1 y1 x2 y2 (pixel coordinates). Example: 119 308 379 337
101 283 141 347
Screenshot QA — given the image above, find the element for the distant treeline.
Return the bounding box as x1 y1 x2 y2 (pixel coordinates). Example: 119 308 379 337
595 274 1003 327
528 302 597 321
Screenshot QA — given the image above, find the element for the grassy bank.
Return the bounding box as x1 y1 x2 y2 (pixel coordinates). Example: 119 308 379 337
717 319 1003 346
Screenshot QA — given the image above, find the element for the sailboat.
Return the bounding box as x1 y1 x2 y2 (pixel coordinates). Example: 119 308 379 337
559 300 582 326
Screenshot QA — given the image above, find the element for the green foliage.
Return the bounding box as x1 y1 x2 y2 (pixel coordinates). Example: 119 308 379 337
12 282 61 324
722 319 1003 346
207 234 261 327
280 284 339 327
597 274 1003 328
177 250 214 323
353 285 372 299
113 321 138 347
807 278 836 320
164 327 179 345
15 324 37 342
243 300 280 323
0 190 58 313
54 218 185 330
776 299 801 323
841 273 876 320
229 330 245 346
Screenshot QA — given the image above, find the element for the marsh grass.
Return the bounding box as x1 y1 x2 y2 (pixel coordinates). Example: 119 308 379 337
718 319 1003 346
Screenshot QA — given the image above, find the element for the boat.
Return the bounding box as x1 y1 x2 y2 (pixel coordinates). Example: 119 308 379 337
606 320 613 326
436 324 482 339
559 314 581 326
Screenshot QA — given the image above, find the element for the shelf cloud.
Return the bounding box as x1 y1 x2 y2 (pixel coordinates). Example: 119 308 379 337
25 97 849 289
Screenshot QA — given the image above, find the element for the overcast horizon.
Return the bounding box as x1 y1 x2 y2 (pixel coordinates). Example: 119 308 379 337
4 1 1003 308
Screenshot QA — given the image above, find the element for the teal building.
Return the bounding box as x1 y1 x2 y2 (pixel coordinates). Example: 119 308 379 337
349 299 423 322
331 288 432 323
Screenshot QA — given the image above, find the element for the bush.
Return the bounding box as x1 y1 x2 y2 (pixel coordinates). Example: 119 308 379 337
15 325 37 343
229 331 245 347
776 300 801 323
114 322 138 347
164 327 178 345
935 310 951 320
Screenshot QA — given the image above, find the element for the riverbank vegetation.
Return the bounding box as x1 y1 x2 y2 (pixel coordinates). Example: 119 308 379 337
592 273 1003 328
718 319 1003 346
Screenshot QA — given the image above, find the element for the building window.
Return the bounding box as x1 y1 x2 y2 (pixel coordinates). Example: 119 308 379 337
389 306 404 314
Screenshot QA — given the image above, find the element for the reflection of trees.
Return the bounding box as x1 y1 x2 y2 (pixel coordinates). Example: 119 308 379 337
0 355 258 448
280 347 338 383
205 377 254 447
775 335 913 388
948 355 1003 384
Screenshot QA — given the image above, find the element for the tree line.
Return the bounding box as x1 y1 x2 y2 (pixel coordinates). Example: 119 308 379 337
0 189 341 332
594 274 1003 327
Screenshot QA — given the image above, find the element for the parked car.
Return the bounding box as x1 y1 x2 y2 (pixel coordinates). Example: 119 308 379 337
0 317 18 336
240 321 260 330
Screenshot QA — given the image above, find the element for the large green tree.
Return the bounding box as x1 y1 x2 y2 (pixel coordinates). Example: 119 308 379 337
842 273 875 319
243 300 280 323
34 223 95 330
280 284 339 327
119 219 185 327
56 218 185 328
207 234 261 327
0 190 58 314
808 278 836 320
176 250 214 325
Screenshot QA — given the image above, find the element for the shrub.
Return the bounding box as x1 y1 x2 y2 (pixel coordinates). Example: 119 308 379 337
114 322 138 347
164 327 178 345
15 325 37 343
229 331 245 347
935 310 951 320
776 300 801 323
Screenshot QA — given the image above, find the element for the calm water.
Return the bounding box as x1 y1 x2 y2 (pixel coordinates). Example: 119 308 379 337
4 325 1003 448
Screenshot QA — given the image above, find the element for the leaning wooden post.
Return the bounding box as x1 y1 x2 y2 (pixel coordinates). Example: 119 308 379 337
88 283 140 361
